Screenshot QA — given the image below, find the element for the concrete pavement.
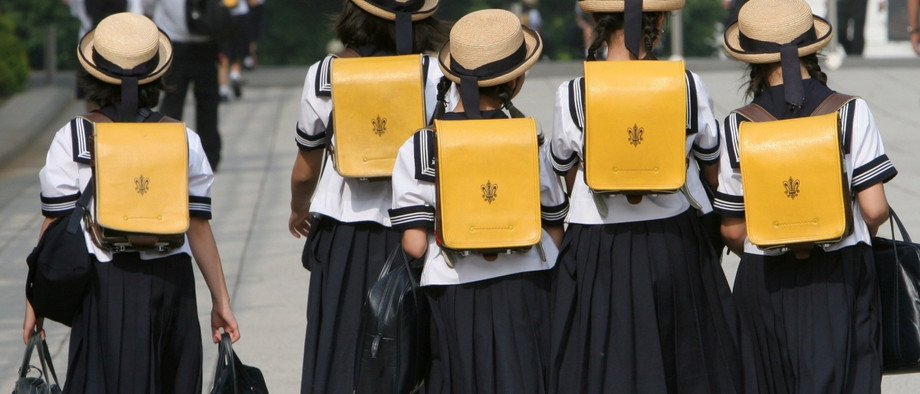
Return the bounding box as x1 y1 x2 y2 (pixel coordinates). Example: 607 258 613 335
1 58 919 392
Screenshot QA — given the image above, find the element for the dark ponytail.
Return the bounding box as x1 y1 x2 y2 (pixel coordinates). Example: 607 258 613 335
497 84 526 119
429 76 452 123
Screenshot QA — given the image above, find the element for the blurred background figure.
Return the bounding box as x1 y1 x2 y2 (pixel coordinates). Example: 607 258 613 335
244 0 266 70
838 0 869 55
218 0 250 101
147 0 224 171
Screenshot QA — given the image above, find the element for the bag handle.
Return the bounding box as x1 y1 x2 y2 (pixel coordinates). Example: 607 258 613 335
886 206 911 243
376 245 422 288
20 332 61 390
215 332 238 394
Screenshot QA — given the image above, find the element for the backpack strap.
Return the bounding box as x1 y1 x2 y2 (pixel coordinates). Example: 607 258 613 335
734 103 776 122
735 92 856 122
811 92 855 116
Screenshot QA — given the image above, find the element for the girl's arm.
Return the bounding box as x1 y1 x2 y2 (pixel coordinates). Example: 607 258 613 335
289 149 324 238
187 217 240 344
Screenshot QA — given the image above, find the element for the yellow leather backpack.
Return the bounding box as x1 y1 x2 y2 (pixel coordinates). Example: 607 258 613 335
434 118 542 257
330 54 427 178
736 93 855 250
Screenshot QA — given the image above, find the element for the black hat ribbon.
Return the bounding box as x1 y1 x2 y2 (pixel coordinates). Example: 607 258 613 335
449 41 527 119
739 27 818 110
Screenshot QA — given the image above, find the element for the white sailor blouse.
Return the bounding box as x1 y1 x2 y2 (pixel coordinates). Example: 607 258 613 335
388 111 569 286
295 54 446 226
39 117 214 262
714 91 898 256
549 71 721 224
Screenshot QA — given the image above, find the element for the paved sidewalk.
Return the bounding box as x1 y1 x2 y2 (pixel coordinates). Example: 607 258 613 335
1 59 919 392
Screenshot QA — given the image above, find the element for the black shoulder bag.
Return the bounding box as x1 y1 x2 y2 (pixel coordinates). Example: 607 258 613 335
25 179 95 326
210 333 269 394
873 207 920 371
354 246 430 394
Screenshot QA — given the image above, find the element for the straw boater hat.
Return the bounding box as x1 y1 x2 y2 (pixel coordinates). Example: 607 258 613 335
77 12 172 86
350 0 439 21
438 9 542 118
438 9 542 88
722 0 832 64
578 0 685 13
722 0 832 108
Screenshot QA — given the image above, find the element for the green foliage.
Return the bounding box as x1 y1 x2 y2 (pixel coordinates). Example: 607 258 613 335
0 13 29 96
259 0 727 65
681 0 726 57
0 0 80 71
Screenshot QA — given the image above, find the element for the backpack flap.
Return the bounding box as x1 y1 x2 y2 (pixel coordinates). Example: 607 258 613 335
94 122 190 235
739 111 851 249
434 118 542 252
331 54 426 178
583 60 687 193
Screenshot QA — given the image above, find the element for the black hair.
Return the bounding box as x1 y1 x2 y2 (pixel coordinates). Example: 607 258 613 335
334 1 450 54
430 76 527 121
587 11 664 60
79 72 163 110
744 53 828 99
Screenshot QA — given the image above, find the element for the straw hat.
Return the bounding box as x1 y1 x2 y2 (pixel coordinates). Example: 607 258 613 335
77 12 172 85
723 0 832 63
578 0 685 13
351 0 439 21
438 9 542 87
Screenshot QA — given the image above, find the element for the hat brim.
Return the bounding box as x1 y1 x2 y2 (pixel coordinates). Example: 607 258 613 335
723 16 832 63
351 0 439 21
579 0 685 12
77 27 173 85
438 25 542 87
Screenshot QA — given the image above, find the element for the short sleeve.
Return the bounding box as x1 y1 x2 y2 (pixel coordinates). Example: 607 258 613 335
295 57 334 151
186 128 214 219
847 99 897 192
713 113 745 218
39 122 82 218
549 79 583 175
689 72 720 165
389 131 437 232
539 140 568 226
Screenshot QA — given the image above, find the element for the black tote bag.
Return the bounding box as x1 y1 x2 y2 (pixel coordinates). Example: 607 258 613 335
13 333 62 394
872 207 920 371
354 246 430 394
209 333 269 394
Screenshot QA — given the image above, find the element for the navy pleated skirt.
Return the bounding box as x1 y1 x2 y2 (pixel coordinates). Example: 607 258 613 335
300 217 401 394
422 269 552 394
734 243 882 394
550 209 741 394
64 253 202 394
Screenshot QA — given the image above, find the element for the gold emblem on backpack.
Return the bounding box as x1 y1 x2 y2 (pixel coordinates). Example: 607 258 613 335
135 174 149 196
372 115 387 136
627 124 644 147
481 181 498 204
783 176 800 199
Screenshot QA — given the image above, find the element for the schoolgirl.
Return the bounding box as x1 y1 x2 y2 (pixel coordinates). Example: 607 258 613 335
287 1 448 392
22 12 239 393
717 0 896 391
389 9 567 393
547 1 741 393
